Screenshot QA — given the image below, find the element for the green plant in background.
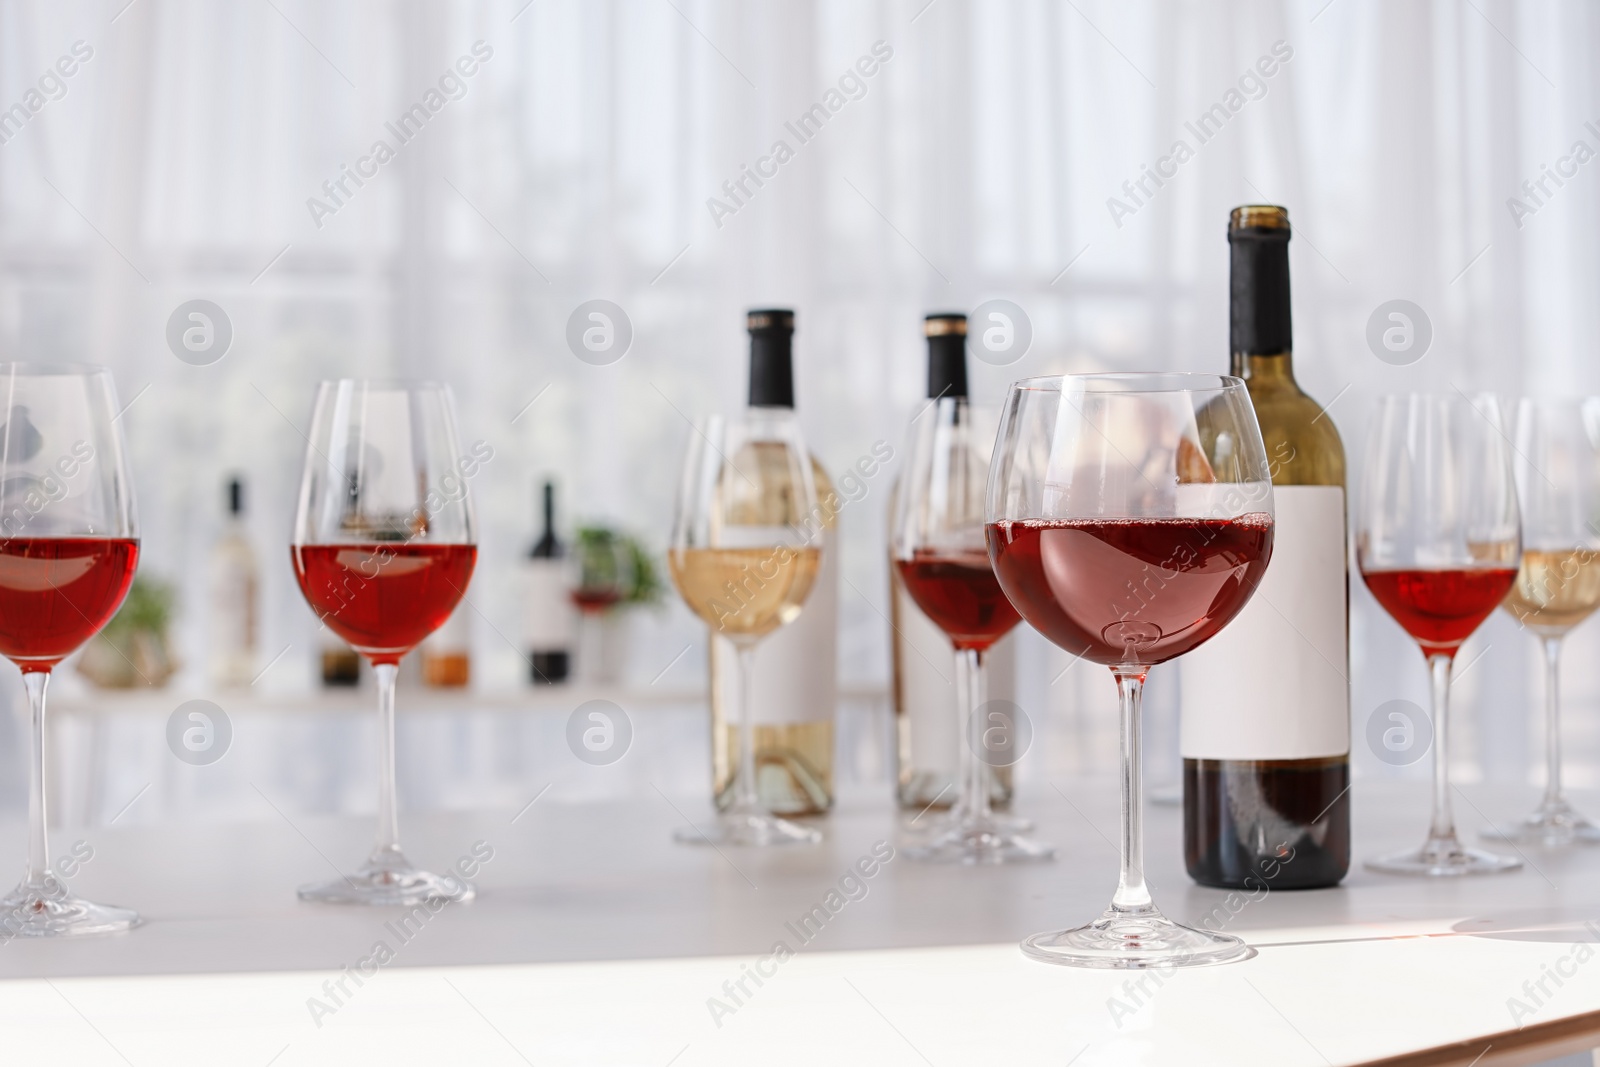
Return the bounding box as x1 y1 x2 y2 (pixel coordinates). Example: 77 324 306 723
575 525 663 607
101 575 176 642
78 574 181 688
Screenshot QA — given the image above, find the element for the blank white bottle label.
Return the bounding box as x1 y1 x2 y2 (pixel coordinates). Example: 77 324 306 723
521 559 575 648
1179 484 1349 760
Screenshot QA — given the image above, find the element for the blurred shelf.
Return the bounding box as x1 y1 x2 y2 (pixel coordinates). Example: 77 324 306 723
46 684 890 716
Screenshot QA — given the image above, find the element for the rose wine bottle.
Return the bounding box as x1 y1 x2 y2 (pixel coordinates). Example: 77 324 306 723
522 480 574 684
209 476 259 687
1178 205 1351 889
890 314 1017 811
708 309 836 814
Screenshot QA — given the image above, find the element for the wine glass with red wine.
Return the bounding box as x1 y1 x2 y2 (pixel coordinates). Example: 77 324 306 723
1359 393 1522 876
988 373 1274 968
291 380 479 904
892 397 1052 864
0 365 140 936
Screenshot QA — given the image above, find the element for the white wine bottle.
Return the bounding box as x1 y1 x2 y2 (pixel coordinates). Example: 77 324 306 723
709 309 837 815
1178 205 1350 889
890 314 1016 811
209 476 259 687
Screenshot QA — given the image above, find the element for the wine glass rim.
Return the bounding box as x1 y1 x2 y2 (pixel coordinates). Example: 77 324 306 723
1007 371 1244 394
0 361 115 378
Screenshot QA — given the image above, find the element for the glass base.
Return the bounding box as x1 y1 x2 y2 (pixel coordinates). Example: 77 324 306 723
1483 798 1600 848
905 815 1055 865
1022 904 1250 969
1367 833 1522 877
675 810 821 847
298 857 475 906
0 880 139 938
907 807 1034 836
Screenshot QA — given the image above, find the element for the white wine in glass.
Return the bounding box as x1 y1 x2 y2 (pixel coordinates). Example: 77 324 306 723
669 412 823 847
1486 398 1600 847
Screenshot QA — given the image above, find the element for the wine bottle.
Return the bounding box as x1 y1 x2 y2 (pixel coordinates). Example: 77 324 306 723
708 309 837 815
890 314 1018 810
209 476 259 687
522 480 573 684
1179 205 1351 889
421 604 472 687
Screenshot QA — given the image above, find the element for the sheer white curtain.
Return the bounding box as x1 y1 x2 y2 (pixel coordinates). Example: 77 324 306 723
0 0 1595 822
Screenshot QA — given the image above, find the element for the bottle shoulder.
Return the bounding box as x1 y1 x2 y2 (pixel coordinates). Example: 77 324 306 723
1247 381 1347 488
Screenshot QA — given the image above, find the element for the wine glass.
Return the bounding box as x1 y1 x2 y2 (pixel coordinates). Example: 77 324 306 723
570 528 634 682
987 373 1274 968
1484 399 1600 846
1358 393 1521 875
0 365 140 936
291 380 479 904
893 397 1052 864
668 412 822 846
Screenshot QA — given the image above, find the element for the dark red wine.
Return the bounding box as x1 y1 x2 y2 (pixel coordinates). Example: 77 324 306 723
896 552 1021 651
1362 567 1517 656
0 538 139 670
293 543 476 665
987 515 1274 665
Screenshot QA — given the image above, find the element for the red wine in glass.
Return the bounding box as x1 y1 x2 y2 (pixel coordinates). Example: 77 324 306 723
292 543 476 664
0 538 139 669
987 515 1274 665
570 587 623 613
1361 567 1517 655
895 551 1021 652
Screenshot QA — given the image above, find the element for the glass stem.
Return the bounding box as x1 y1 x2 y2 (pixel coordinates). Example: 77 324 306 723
956 648 991 824
1541 636 1564 809
369 662 403 867
1426 653 1459 844
1111 667 1153 913
733 643 760 814
22 670 51 891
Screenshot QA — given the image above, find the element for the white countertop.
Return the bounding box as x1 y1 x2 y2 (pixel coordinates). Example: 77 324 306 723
2 780 1599 1065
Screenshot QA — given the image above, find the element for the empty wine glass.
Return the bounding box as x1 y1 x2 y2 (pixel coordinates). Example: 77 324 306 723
988 373 1274 968
893 397 1051 864
1358 393 1521 876
0 364 140 936
291 380 479 904
668 412 822 846
1484 398 1600 847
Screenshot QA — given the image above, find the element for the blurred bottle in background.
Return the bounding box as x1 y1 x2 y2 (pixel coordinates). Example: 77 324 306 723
209 475 259 687
709 309 838 815
421 603 472 687
522 480 574 684
890 315 1017 811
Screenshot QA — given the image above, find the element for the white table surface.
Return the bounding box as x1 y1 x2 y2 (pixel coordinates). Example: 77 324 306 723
2 779 1599 1066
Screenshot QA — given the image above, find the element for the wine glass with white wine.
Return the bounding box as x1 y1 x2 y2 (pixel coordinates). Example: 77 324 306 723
1486 397 1600 847
668 412 823 846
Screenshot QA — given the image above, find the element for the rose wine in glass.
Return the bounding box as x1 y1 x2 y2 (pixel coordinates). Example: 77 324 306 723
668 412 822 847
1358 393 1521 876
0 365 141 936
291 380 479 904
892 392 1048 864
987 372 1274 968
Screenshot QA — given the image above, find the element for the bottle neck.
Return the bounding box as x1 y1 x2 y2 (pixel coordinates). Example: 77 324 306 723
1230 349 1296 384
748 333 795 409
926 335 968 399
